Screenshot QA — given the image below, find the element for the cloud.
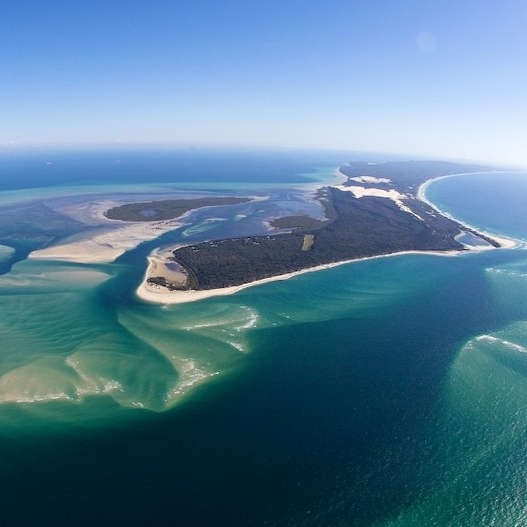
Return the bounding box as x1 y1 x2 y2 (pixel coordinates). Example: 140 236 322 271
416 31 437 53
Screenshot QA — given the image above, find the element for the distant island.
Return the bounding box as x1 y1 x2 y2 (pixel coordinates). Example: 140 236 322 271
127 160 505 302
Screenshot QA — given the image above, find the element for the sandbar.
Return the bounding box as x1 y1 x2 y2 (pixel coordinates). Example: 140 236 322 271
29 218 185 264
28 196 191 264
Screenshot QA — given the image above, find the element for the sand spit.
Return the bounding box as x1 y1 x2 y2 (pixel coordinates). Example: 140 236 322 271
145 253 189 287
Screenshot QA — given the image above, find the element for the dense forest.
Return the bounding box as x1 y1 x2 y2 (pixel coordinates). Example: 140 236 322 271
133 160 502 291
171 186 468 290
105 197 250 221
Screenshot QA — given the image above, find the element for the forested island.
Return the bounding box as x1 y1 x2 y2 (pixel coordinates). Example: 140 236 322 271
133 161 502 293
105 196 251 221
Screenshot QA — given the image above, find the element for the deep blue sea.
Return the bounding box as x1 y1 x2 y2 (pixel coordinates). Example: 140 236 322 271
0 150 526 526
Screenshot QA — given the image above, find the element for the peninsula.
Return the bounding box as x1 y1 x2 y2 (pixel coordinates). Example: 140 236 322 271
133 160 506 303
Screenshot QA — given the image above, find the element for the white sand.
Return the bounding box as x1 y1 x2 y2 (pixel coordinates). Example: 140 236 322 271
349 176 392 184
146 253 188 286
29 218 185 264
334 185 423 220
136 249 462 305
418 178 518 250
336 184 403 200
28 194 194 264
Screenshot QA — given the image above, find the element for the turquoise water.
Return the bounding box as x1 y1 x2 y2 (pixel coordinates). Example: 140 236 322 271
0 154 526 525
424 171 527 243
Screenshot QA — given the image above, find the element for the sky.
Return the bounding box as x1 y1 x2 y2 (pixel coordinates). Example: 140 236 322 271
1 0 527 166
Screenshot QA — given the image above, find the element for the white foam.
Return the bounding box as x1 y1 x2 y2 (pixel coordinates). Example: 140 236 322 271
226 341 245 353
103 380 123 393
9 392 74 404
168 359 216 399
233 308 259 331
475 334 527 354
487 267 527 279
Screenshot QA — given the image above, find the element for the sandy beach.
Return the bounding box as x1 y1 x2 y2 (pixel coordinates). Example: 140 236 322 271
418 177 518 249
136 249 464 305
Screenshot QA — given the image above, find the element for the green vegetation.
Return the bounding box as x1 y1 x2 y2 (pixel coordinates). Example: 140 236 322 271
151 161 504 291
271 215 327 230
105 197 251 221
172 185 467 290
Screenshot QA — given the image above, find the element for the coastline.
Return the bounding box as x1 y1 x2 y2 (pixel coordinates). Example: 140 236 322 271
418 175 518 250
136 249 462 305
137 171 518 306
24 165 516 302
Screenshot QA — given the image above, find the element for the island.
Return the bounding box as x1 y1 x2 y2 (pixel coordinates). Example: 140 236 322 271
105 196 251 221
128 160 508 303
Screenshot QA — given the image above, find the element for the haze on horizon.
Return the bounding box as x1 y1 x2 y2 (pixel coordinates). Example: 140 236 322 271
1 0 527 167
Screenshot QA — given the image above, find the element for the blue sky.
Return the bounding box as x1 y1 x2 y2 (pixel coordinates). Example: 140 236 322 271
1 0 526 165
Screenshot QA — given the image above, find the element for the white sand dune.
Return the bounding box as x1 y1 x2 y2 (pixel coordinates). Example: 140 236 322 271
334 184 422 220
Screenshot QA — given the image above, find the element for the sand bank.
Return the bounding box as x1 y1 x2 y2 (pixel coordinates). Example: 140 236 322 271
29 218 185 264
28 195 190 264
145 253 188 287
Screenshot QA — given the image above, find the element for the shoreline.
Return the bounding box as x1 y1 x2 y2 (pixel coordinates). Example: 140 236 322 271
137 170 519 305
27 192 267 264
417 175 518 250
136 249 463 305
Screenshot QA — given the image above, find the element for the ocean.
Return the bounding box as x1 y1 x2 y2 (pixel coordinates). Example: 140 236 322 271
0 150 526 526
